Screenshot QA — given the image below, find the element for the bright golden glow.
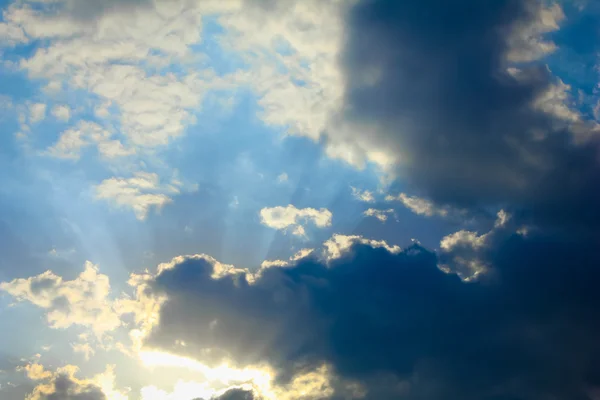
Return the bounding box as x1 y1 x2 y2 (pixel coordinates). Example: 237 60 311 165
139 350 272 399
138 350 341 400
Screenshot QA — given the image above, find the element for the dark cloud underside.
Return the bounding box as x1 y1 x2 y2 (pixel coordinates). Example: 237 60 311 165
144 232 600 399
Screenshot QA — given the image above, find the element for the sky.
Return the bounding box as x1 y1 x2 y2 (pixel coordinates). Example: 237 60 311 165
0 0 600 399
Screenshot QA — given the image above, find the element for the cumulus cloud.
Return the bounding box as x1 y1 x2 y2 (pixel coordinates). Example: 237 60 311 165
28 103 46 124
259 205 332 237
220 0 348 149
350 187 375 203
0 261 121 337
51 105 71 122
46 120 133 160
95 172 186 220
322 233 401 260
71 341 95 361
506 3 565 62
260 248 314 271
438 210 514 280
362 208 395 222
22 365 105 400
0 0 236 217
276 173 288 184
116 228 600 399
385 193 451 218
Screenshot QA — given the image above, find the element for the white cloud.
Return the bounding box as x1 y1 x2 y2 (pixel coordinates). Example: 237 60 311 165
260 248 314 270
46 120 134 160
323 234 401 261
363 208 395 222
4 1 235 151
350 186 375 203
260 204 332 237
0 261 121 337
51 104 71 122
440 230 487 252
1 0 238 218
507 3 564 62
95 172 183 220
216 0 395 171
439 210 511 281
29 103 46 124
494 209 510 228
385 193 451 218
0 20 27 45
277 172 288 183
221 0 347 141
72 341 95 361
534 78 581 123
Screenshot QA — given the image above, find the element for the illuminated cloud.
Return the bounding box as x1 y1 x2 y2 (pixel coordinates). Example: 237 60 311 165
363 208 395 222
323 233 401 260
95 172 187 220
350 187 375 203
259 205 332 237
28 103 46 125
21 364 127 400
276 173 288 184
1 1 600 400
0 261 121 337
385 193 450 218
114 228 600 398
51 104 71 122
45 120 134 160
71 340 95 361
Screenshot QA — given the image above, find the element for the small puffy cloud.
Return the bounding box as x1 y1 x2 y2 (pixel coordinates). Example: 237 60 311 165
259 205 332 237
363 208 395 222
20 364 53 381
323 234 401 260
0 261 121 337
439 210 511 280
46 120 133 160
276 173 288 183
350 187 375 203
29 103 47 124
71 342 95 361
494 209 510 228
385 193 449 218
260 248 315 271
51 105 71 122
95 172 182 220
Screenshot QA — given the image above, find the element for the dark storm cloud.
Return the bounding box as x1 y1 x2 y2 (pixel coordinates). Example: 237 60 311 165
337 0 600 234
143 232 600 400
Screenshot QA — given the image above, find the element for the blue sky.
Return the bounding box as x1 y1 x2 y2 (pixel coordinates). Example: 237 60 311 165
1 1 600 399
